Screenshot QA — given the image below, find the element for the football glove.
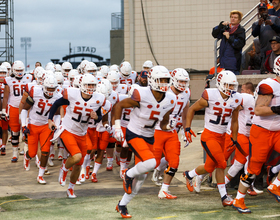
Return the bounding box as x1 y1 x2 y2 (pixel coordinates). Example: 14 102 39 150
185 127 196 143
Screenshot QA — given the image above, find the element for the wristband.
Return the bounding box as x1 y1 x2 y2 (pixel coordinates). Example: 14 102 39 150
115 119 121 129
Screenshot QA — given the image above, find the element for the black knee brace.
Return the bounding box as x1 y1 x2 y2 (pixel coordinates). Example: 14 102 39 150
240 173 256 187
11 131 20 146
164 166 178 177
107 143 115 149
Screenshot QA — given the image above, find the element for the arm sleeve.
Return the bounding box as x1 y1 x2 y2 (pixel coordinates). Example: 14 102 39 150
252 23 260 37
94 107 102 123
212 22 224 39
48 97 70 120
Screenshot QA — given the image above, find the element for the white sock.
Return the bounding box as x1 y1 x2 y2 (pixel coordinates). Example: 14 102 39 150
217 183 227 198
272 177 280 187
38 166 45 177
107 157 113 166
225 175 231 185
114 150 120 160
93 162 101 174
157 157 168 172
188 169 198 179
24 143 28 153
1 144 5 149
82 154 90 169
228 160 244 178
236 190 246 199
272 164 280 174
161 183 169 191
119 174 147 206
120 158 127 171
126 158 156 178
68 181 75 190
12 146 18 158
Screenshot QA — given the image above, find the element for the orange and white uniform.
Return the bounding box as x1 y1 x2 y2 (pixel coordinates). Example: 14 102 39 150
248 78 280 175
119 72 137 90
153 87 190 168
27 86 62 157
115 83 128 94
126 87 176 165
58 87 106 165
201 88 242 173
4 74 32 132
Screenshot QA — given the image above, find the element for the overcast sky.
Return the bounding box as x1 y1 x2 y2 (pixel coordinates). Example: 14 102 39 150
14 0 121 70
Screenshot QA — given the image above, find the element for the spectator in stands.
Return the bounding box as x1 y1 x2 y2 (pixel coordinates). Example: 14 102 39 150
261 35 280 73
35 61 42 68
248 39 262 70
268 0 280 17
252 3 280 64
212 10 245 75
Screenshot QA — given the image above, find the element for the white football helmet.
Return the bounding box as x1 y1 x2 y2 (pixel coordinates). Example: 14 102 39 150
120 61 132 78
142 60 153 70
80 60 90 74
43 75 58 97
54 64 62 72
80 73 98 95
34 66 45 80
73 74 82 88
68 69 79 86
128 84 140 97
109 64 119 73
216 70 238 96
36 70 46 85
1 62 11 76
13 60 25 78
107 70 120 90
100 79 113 97
96 71 103 83
273 55 280 76
148 65 171 92
99 65 110 78
0 65 7 80
171 68 190 92
54 71 64 85
84 62 97 75
61 62 73 77
45 62 55 72
96 83 110 98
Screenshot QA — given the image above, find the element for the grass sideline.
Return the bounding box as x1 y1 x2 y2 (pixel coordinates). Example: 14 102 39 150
0 190 280 220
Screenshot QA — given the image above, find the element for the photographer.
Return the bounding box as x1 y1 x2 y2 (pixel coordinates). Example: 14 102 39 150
212 10 245 75
252 3 280 64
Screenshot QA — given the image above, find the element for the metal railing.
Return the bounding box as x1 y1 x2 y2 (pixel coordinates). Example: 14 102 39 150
214 3 260 75
111 12 124 30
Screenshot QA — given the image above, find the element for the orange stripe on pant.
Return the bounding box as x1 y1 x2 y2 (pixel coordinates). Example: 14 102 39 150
153 129 180 168
201 128 227 173
60 129 87 166
28 124 53 158
8 105 20 132
248 124 280 175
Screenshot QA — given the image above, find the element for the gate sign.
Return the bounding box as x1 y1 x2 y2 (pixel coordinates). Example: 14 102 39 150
76 46 96 53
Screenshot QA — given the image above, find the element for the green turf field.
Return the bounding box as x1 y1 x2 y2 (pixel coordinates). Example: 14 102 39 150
0 189 280 220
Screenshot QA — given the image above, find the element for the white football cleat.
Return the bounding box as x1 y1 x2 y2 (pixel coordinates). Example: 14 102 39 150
151 169 162 186
158 189 177 199
79 167 86 183
48 157 54 167
193 176 202 193
37 176 46 184
67 189 77 198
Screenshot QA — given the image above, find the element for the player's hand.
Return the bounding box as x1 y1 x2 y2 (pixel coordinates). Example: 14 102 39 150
1 109 9 121
265 19 273 26
48 120 56 131
166 118 176 130
183 136 190 148
114 127 124 142
104 124 111 133
22 126 30 135
185 127 196 143
90 111 98 120
258 18 264 25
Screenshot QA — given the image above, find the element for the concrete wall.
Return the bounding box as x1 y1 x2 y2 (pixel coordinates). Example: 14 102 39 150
124 0 260 72
110 29 124 65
